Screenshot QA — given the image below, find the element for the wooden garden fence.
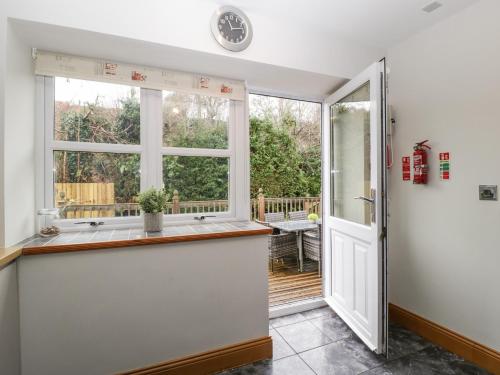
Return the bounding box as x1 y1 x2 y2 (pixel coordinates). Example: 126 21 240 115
55 183 115 218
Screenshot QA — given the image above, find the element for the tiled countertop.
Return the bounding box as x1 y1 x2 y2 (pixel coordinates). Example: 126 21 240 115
21 221 271 256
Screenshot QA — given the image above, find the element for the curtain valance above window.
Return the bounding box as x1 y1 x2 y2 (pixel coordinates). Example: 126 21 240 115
34 50 246 101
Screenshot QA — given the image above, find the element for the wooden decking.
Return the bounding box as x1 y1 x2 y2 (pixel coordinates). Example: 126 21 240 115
269 258 322 307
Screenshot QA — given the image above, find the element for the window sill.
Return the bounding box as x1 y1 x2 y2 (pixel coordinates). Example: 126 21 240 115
53 213 237 231
22 221 271 256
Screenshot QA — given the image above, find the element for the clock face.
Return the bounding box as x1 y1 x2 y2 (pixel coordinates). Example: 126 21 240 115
211 6 253 52
217 12 247 44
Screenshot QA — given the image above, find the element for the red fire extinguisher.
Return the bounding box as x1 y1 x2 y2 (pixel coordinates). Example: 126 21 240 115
413 140 431 184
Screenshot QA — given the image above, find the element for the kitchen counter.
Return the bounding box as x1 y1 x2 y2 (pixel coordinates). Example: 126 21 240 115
22 221 271 255
0 243 23 268
18 220 271 374
0 235 36 268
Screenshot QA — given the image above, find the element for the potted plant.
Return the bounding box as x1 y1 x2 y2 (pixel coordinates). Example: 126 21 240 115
307 213 319 223
137 187 169 232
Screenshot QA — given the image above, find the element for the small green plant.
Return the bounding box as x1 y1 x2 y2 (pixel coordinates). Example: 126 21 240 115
307 213 319 222
137 187 169 214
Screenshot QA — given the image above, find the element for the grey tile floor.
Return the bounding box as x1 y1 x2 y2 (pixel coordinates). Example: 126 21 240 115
218 307 491 375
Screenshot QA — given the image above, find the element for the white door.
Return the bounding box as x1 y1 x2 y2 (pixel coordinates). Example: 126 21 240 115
322 62 387 353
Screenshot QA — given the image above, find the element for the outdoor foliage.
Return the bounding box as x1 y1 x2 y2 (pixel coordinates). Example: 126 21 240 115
54 93 141 205
162 92 229 149
54 89 321 208
163 155 229 202
161 93 229 201
56 89 140 144
249 94 322 199
249 115 321 198
250 116 305 197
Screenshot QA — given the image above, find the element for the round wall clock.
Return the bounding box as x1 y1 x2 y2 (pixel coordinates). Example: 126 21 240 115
210 6 253 52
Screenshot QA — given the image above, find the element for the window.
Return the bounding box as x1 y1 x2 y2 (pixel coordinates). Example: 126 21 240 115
161 90 233 215
51 78 141 220
54 151 140 219
162 91 229 149
40 76 247 226
163 156 230 214
55 77 140 144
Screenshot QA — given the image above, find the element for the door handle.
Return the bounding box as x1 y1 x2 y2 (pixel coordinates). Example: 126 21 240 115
354 196 374 204
355 188 376 223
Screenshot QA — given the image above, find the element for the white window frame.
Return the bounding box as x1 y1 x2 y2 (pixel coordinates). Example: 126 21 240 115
36 76 250 230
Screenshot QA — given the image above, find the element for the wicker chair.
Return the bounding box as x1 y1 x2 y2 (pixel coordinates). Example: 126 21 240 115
288 210 308 220
256 212 298 272
264 212 285 223
256 212 285 235
303 223 322 275
268 231 299 272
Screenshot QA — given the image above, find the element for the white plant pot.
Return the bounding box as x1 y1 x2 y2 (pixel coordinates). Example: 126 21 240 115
143 212 163 232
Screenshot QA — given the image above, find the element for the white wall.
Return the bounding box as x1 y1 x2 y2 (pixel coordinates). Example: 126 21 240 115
0 14 6 247
19 236 269 375
0 262 21 375
388 0 500 351
3 22 35 247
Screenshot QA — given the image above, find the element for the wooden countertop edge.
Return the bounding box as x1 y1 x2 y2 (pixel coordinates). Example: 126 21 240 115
0 245 23 269
22 227 273 256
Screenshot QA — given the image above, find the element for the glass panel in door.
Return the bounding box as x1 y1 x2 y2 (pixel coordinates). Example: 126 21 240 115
330 82 371 225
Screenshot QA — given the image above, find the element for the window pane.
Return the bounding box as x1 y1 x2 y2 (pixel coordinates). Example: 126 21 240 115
330 82 371 226
54 151 140 219
55 77 140 144
162 91 229 149
163 156 229 214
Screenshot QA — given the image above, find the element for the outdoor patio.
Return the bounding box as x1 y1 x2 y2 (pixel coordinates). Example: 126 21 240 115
258 204 323 308
269 258 322 307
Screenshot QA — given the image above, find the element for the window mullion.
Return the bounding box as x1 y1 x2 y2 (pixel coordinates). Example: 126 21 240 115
141 88 163 191
44 76 55 210
228 100 237 218
140 88 148 191
230 86 251 221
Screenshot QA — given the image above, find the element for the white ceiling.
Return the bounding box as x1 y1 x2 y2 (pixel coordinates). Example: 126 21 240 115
225 0 479 48
9 0 480 99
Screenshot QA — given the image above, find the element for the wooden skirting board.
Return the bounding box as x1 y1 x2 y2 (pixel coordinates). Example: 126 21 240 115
389 303 500 375
118 336 272 375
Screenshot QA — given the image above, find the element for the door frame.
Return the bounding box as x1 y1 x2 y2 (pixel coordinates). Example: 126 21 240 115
321 60 388 354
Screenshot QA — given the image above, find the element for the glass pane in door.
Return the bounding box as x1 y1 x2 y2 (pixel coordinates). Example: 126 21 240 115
330 82 371 225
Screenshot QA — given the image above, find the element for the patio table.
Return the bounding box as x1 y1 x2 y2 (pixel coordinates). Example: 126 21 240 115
269 220 318 272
